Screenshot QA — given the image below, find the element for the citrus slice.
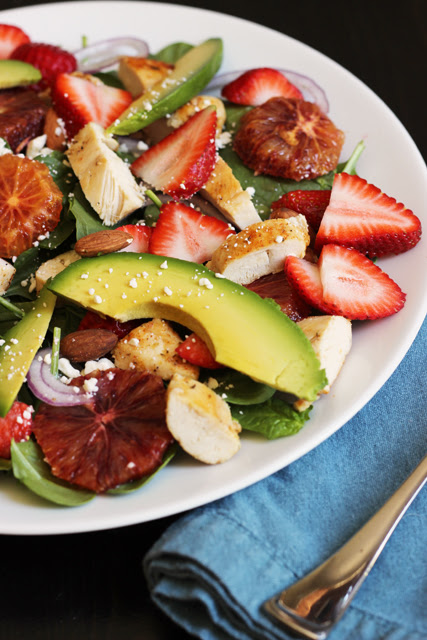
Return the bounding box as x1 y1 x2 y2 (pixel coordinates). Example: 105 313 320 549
233 97 344 181
32 368 174 493
0 154 63 258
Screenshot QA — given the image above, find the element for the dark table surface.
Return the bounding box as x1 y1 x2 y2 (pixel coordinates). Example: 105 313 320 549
1 0 426 638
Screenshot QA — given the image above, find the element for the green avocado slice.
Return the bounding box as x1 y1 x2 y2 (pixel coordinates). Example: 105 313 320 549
48 254 327 401
0 59 42 89
107 38 223 135
0 287 56 417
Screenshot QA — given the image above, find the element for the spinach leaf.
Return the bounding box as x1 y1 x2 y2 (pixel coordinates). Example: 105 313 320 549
153 42 193 64
6 248 42 300
108 443 178 494
11 439 95 506
0 301 35 335
231 396 311 439
69 185 108 240
35 151 77 196
93 70 123 88
204 369 276 405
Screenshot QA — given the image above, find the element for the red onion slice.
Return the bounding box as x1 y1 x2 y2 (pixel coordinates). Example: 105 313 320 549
206 68 329 113
74 37 149 73
27 348 89 406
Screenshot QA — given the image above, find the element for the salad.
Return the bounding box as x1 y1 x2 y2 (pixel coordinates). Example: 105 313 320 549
0 21 422 508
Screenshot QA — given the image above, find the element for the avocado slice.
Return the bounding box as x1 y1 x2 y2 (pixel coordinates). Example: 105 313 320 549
0 59 42 89
0 287 56 417
48 254 327 401
107 38 223 136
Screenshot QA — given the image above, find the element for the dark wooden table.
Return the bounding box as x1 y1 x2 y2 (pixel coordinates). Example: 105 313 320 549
2 1 426 638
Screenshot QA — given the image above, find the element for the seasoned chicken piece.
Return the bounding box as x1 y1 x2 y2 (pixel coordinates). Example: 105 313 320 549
168 95 227 136
118 56 173 98
200 156 262 229
294 315 352 411
206 216 309 284
0 258 15 295
35 250 81 293
112 318 199 381
67 122 144 226
166 374 241 464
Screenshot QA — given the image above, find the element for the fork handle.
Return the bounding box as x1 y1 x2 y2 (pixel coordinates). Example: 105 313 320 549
265 453 427 640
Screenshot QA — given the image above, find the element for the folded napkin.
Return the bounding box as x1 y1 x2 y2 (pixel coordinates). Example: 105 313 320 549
144 318 427 640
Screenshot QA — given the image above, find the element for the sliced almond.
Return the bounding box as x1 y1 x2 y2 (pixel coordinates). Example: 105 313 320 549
60 329 118 363
74 229 133 257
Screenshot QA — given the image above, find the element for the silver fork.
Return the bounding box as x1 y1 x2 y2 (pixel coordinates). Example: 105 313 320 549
264 453 427 640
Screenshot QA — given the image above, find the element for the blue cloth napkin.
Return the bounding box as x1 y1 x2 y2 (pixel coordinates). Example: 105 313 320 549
144 318 427 640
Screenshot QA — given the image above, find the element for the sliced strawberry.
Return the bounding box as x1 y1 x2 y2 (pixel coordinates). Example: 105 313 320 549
0 402 33 459
148 201 234 262
315 173 422 257
10 42 77 89
131 105 217 200
245 270 314 321
78 310 139 339
284 256 333 314
319 244 406 320
116 223 151 253
176 333 223 369
52 73 133 139
0 24 30 59
221 68 303 106
271 190 331 231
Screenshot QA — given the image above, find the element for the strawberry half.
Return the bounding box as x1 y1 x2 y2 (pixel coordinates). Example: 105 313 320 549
221 67 303 106
271 190 331 231
315 173 422 257
131 105 217 200
10 42 77 89
285 256 333 314
52 73 133 139
116 223 151 253
285 245 406 320
319 244 406 320
176 333 223 369
148 201 234 263
0 401 33 459
0 24 30 59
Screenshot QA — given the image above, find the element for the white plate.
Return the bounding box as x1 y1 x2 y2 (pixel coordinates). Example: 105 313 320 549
1 1 426 535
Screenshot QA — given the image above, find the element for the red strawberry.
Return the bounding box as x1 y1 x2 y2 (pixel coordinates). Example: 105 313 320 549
52 73 132 139
221 68 303 106
271 190 331 231
176 333 223 369
148 201 234 262
0 24 30 59
116 223 151 253
78 310 139 339
10 42 77 89
285 246 406 320
0 401 33 459
319 244 406 320
131 105 217 200
285 256 333 314
315 173 422 257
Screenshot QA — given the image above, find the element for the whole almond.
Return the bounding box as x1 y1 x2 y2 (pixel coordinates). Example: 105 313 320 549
74 229 133 257
60 329 118 363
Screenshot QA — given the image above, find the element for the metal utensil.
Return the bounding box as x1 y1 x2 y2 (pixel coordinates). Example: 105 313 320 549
264 453 427 640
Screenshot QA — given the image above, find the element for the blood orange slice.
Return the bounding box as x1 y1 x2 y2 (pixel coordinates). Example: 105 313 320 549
233 97 344 181
0 88 48 153
0 154 63 258
245 270 314 321
33 368 174 493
